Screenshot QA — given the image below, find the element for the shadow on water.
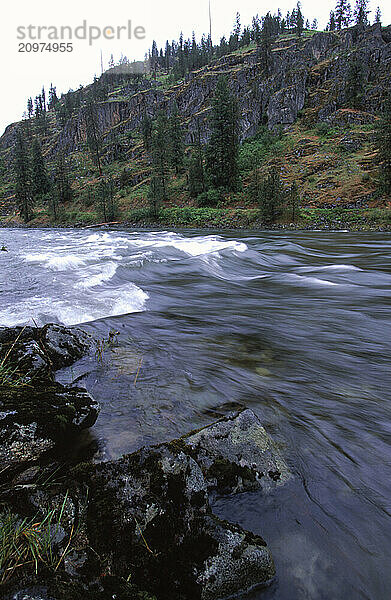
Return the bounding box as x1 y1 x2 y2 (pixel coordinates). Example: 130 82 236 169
1 228 391 598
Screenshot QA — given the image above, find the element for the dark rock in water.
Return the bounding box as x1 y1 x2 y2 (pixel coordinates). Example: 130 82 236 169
71 442 275 600
41 324 92 369
179 409 291 494
0 324 99 473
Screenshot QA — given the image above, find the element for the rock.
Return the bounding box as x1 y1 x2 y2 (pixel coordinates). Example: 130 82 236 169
41 324 92 369
0 384 100 470
180 409 291 494
73 443 276 600
0 325 99 474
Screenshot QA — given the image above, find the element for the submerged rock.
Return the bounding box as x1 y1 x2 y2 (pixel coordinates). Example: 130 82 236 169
180 409 291 494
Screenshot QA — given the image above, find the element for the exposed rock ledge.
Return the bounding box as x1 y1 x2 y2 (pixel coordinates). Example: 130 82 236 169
0 324 291 600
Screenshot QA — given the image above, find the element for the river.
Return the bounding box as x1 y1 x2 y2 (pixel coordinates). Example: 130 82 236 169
1 227 391 599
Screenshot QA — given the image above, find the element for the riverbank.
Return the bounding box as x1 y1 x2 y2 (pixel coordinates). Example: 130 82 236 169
2 206 391 231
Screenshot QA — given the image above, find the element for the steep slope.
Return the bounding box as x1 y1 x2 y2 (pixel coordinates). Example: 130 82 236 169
0 23 390 220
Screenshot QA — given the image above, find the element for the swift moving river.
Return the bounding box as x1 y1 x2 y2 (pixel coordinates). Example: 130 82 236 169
1 228 391 599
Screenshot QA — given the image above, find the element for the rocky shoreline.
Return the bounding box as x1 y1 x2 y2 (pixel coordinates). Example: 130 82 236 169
0 325 291 600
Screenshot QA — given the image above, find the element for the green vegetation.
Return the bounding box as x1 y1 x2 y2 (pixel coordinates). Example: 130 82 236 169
0 494 73 584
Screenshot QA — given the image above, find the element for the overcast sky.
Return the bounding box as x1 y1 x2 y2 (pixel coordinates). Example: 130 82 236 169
1 0 389 135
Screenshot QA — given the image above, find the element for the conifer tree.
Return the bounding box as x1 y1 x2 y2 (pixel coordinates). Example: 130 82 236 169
374 6 381 22
346 59 364 108
259 166 284 223
149 112 170 216
188 120 206 197
27 98 34 119
32 138 50 197
353 0 370 25
328 11 337 30
168 105 184 175
335 0 352 29
48 84 58 110
206 76 239 192
55 153 72 204
141 113 153 152
296 2 304 37
14 129 33 222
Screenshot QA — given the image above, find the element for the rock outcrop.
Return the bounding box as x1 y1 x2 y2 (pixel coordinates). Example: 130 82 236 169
2 405 290 600
0 324 98 472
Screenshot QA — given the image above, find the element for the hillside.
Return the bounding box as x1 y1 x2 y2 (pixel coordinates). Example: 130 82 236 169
1 22 391 227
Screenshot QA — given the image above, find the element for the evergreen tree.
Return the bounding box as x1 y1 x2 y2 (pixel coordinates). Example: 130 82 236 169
375 95 391 194
346 59 364 108
335 0 352 29
31 138 50 197
374 6 381 22
48 84 58 110
85 99 103 176
296 2 304 37
55 153 72 203
353 0 370 25
206 76 239 192
312 18 318 29
188 120 205 197
168 105 184 174
98 177 117 222
27 98 34 119
259 166 284 223
14 128 33 222
328 11 337 30
149 112 170 216
141 113 153 152
259 16 273 76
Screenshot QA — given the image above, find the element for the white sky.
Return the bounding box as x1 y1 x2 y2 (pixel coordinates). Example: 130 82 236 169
1 0 389 135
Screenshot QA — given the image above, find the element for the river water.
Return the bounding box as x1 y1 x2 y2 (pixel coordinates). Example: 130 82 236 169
1 228 391 599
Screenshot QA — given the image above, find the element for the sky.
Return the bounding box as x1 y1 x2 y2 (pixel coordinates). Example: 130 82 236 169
1 0 390 135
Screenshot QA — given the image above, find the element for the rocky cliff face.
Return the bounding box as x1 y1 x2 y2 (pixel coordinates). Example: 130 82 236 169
0 24 390 184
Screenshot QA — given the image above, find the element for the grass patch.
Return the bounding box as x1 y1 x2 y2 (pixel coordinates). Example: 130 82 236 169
0 493 74 584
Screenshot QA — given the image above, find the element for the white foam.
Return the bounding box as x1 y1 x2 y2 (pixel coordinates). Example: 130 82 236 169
75 262 118 289
24 252 86 270
286 274 339 287
298 264 361 273
0 283 149 328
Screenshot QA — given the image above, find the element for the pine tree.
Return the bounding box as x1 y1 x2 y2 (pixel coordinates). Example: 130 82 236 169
335 0 352 29
296 2 304 37
259 16 273 76
32 138 50 197
354 0 370 25
27 98 34 119
98 177 117 222
188 120 205 198
259 166 284 224
48 84 58 110
375 95 391 194
85 99 103 176
141 113 153 152
168 105 184 174
149 112 170 216
346 59 364 108
206 76 239 192
328 11 337 30
55 153 72 203
14 128 33 222
374 6 381 22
